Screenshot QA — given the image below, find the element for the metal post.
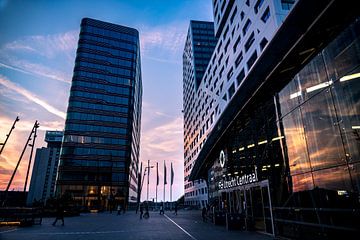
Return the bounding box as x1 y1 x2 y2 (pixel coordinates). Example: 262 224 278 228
24 121 39 192
156 162 158 204
0 116 19 155
147 160 150 202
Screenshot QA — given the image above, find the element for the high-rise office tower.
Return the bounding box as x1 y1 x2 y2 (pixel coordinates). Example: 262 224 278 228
183 21 217 208
56 18 142 209
183 0 295 208
27 131 63 205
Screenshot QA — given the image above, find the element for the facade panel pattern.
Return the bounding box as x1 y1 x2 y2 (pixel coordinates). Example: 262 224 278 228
56 18 142 209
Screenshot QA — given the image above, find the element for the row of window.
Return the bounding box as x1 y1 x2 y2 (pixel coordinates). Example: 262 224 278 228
69 100 128 113
82 25 137 43
70 90 129 105
63 135 128 145
77 51 133 68
61 146 126 157
73 71 131 86
60 159 126 168
78 43 135 59
72 80 130 96
81 34 137 51
65 123 127 134
76 60 132 77
67 112 128 124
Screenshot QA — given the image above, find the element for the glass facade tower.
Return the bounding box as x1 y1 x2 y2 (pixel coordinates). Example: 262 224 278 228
56 18 142 210
183 21 217 207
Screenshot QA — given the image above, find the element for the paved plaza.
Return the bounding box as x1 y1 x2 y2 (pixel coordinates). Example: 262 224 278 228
0 210 272 240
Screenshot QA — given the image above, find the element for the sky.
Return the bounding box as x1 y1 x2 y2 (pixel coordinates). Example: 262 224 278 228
0 0 213 202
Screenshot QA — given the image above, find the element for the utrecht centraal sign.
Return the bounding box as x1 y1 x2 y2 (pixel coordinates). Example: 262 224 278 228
218 166 259 190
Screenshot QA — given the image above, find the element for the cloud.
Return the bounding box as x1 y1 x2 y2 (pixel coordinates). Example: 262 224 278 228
0 75 66 119
139 22 187 59
0 61 71 84
3 30 78 59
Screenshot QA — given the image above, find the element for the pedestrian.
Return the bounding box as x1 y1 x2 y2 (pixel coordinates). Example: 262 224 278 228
174 203 178 215
143 203 149 219
139 203 143 219
159 202 164 215
52 201 64 226
117 204 121 215
202 206 207 222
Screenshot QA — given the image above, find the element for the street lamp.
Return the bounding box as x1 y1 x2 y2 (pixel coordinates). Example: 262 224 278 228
145 160 154 202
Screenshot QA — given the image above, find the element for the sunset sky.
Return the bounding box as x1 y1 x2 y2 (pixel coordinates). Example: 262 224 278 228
0 0 213 201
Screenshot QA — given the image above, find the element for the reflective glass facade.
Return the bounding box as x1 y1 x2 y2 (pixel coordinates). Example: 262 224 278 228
56 18 142 210
203 19 360 238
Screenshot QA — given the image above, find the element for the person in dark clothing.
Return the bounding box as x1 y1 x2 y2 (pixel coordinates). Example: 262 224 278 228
159 202 164 215
202 206 207 222
174 203 178 215
52 202 64 226
139 203 144 219
143 203 149 219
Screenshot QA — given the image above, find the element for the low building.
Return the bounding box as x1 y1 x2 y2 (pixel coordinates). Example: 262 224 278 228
27 131 63 205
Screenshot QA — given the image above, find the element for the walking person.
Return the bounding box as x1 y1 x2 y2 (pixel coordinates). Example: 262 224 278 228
159 202 164 215
202 206 207 222
139 203 144 219
143 202 149 219
174 203 178 215
52 201 65 226
117 204 121 215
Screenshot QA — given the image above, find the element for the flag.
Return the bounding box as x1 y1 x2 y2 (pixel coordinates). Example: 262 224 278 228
156 162 159 186
171 162 174 185
164 161 167 185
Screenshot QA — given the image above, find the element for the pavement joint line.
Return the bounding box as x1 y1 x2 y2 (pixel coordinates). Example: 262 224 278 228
164 214 198 240
35 230 128 235
0 228 18 234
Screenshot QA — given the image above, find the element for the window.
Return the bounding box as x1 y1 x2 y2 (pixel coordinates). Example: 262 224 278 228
281 0 295 10
240 11 245 20
242 19 252 36
227 67 234 80
236 68 245 86
233 35 241 53
230 7 237 24
228 83 235 98
246 0 250 6
244 32 255 52
235 51 243 67
254 0 264 14
247 50 258 70
261 7 270 23
260 37 268 51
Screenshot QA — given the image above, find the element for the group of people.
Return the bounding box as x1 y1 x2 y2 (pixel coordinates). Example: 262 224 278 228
139 202 178 219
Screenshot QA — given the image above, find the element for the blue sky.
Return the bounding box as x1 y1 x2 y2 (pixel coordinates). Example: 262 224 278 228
0 0 213 201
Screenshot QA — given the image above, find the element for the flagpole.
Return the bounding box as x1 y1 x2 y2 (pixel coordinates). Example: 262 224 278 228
170 162 172 203
163 160 166 202
156 162 158 203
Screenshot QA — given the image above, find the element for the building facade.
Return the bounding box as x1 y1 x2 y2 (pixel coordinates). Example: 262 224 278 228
183 20 217 207
56 18 142 209
27 131 63 205
183 0 294 208
190 0 359 238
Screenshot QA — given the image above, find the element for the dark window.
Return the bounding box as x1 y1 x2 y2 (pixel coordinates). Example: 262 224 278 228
242 19 252 36
228 83 235 99
261 7 270 23
227 67 234 80
247 50 258 70
244 32 255 52
235 51 243 67
260 37 268 50
233 35 241 52
254 0 265 14
246 0 250 6
240 11 245 20
281 0 295 10
230 7 237 24
236 68 245 86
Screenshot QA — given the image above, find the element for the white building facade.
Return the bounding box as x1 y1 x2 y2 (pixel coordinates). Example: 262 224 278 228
183 0 295 208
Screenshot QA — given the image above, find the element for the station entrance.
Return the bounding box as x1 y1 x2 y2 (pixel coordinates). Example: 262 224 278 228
219 180 274 235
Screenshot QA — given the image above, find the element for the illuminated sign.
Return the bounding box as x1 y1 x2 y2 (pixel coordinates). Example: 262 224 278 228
219 150 226 168
218 166 258 190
